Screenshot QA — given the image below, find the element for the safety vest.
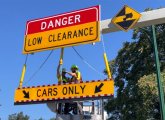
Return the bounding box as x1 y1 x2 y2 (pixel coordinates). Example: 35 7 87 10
58 76 69 83
71 71 82 82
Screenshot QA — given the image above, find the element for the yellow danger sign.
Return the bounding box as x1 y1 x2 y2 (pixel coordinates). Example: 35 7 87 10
24 22 99 54
23 6 100 54
112 5 141 31
14 80 114 105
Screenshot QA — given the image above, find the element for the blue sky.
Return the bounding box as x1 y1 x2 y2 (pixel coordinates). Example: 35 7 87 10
0 0 165 119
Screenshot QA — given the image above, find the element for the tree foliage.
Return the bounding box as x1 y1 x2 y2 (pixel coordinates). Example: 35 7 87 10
8 112 29 120
137 71 165 119
8 112 56 120
105 20 165 120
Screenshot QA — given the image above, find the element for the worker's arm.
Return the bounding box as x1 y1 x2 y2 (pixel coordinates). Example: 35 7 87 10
65 71 77 77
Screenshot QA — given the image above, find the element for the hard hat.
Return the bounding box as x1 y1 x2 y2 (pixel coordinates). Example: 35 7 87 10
71 64 79 70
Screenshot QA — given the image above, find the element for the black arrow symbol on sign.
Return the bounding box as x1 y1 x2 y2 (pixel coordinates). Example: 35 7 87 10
23 90 29 99
123 13 133 21
95 83 104 93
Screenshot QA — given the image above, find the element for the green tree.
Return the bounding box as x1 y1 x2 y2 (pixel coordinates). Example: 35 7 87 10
105 22 165 120
137 71 165 119
8 112 29 120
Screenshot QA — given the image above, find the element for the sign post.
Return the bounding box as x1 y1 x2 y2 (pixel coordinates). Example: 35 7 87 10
23 6 100 54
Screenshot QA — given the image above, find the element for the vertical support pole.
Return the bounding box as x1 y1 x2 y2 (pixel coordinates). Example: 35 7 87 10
76 102 78 115
151 25 165 120
19 54 28 88
60 48 64 85
94 101 95 114
97 100 99 115
92 100 95 114
101 98 104 120
59 48 64 114
103 53 112 79
99 99 102 115
18 64 26 88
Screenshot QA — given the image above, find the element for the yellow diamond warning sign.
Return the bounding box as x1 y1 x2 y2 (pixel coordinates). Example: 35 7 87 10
14 80 114 105
112 5 141 31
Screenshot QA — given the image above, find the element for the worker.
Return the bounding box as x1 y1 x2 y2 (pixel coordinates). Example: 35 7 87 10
65 64 82 83
56 63 70 114
65 64 83 114
57 63 69 84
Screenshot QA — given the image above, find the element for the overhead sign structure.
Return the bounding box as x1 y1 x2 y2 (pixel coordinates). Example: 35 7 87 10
111 5 141 32
14 80 114 105
23 6 100 54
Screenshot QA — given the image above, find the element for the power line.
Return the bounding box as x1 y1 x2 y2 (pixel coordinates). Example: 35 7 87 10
101 34 106 53
24 45 105 85
24 50 54 85
24 54 28 65
72 47 106 77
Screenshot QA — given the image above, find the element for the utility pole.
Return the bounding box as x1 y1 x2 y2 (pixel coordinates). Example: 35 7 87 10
139 26 165 120
151 25 165 120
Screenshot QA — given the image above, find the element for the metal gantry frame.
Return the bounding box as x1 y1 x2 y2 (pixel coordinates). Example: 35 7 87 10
101 8 165 34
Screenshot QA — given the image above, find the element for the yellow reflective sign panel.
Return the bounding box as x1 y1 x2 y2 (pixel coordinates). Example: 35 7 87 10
24 22 99 54
23 6 100 54
14 80 114 105
112 5 141 32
